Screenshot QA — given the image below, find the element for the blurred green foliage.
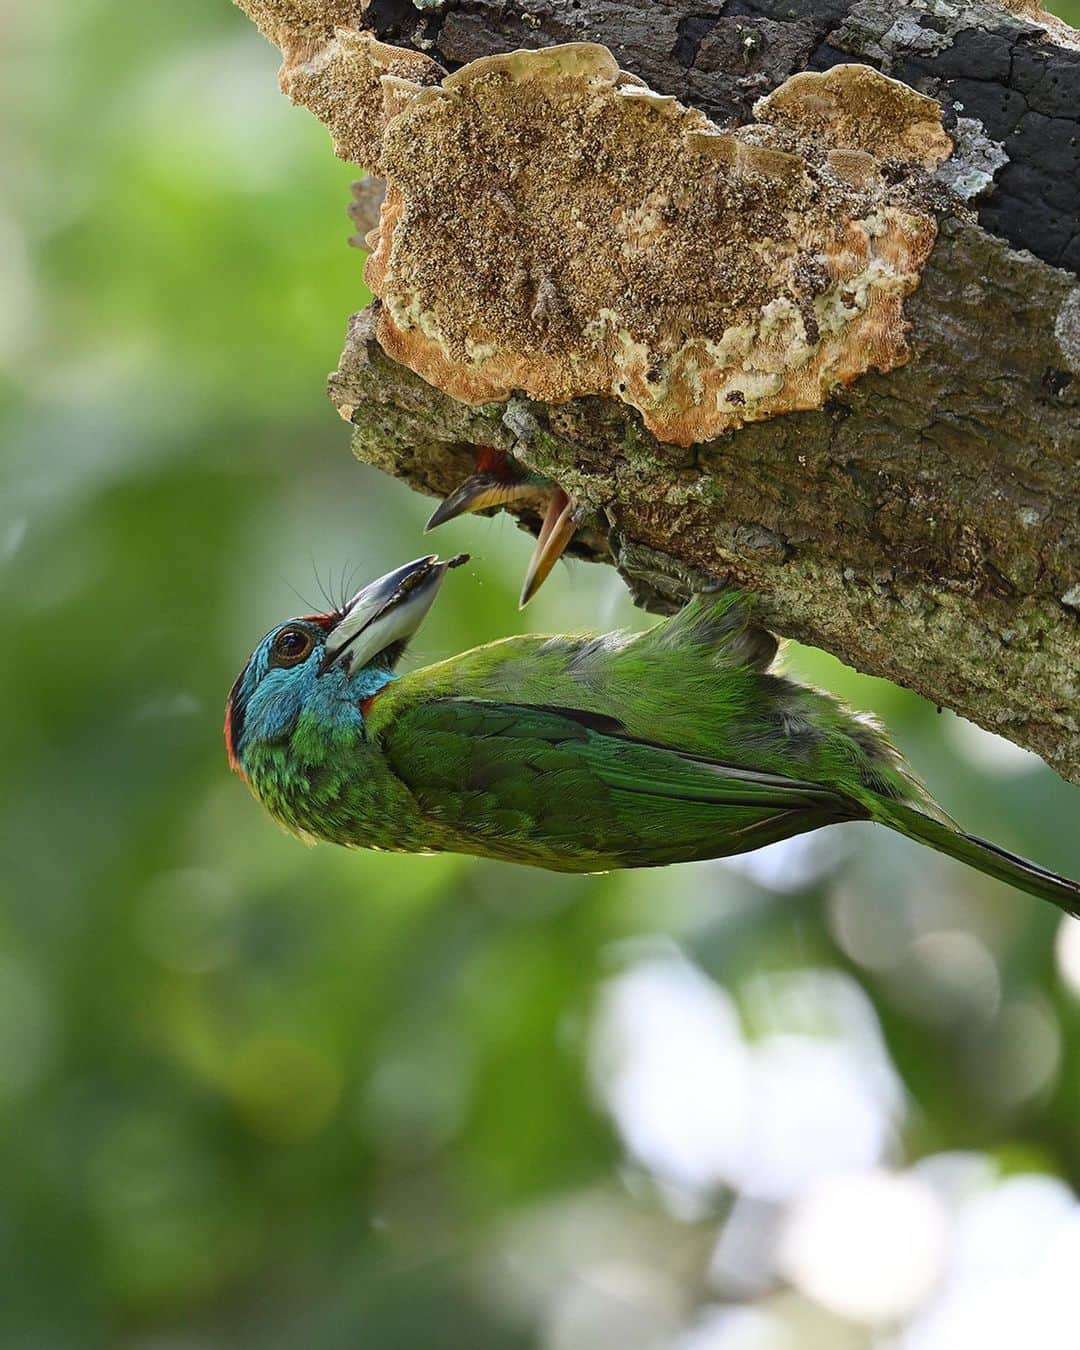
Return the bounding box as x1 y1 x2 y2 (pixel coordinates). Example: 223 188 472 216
3 3 1080 1347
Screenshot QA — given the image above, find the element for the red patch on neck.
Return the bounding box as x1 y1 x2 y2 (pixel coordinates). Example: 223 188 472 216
359 693 379 718
475 445 512 479
223 698 245 780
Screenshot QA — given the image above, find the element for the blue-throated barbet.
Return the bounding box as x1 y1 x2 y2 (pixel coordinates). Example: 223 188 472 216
225 554 1080 913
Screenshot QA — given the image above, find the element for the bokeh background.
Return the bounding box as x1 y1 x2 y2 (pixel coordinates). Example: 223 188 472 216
4 2 1080 1346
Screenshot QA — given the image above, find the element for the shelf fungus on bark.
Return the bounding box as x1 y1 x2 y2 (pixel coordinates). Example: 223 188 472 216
235 3 444 167
360 44 952 446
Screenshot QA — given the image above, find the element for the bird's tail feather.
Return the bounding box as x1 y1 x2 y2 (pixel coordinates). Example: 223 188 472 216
883 801 1080 916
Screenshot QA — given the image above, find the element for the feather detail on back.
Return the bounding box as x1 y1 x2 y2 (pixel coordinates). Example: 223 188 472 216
365 590 935 818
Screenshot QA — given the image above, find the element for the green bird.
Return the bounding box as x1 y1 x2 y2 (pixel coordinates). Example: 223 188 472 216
225 554 1080 913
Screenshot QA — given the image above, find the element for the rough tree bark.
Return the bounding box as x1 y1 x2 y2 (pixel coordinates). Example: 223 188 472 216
235 0 1080 780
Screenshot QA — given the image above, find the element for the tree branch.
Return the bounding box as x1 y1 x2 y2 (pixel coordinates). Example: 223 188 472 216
236 0 1080 780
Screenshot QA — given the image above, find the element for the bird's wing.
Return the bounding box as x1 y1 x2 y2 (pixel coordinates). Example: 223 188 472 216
379 697 857 870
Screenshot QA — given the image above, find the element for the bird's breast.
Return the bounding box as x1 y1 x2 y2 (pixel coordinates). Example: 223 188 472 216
244 734 429 853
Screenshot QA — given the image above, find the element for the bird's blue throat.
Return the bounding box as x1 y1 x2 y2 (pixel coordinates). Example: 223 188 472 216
227 631 396 772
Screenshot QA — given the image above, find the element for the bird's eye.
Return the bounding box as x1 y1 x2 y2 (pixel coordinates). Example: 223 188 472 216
271 627 313 667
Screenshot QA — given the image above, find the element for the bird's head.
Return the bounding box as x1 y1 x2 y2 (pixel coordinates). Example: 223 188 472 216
225 553 467 777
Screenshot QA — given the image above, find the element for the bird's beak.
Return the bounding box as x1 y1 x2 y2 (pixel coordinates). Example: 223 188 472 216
518 487 586 609
321 554 467 676
424 472 535 532
426 470 584 609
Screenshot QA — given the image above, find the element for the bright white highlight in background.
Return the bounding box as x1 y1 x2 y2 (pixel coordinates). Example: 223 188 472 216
675 1307 796 1350
590 956 902 1202
1054 915 1080 996
903 1175 1080 1350
586 952 1080 1350
778 1170 948 1323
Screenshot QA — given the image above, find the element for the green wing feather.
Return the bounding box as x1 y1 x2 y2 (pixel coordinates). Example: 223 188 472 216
378 698 856 873
371 591 934 814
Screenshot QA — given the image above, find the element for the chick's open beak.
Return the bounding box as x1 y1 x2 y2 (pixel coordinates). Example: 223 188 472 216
321 554 467 676
519 488 586 609
424 473 535 532
426 469 583 608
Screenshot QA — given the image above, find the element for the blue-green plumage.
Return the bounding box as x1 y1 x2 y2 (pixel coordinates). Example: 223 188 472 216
226 556 1080 914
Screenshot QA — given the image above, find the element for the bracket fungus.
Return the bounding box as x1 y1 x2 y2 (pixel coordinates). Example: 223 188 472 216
359 45 952 446
235 3 953 446
235 4 444 167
